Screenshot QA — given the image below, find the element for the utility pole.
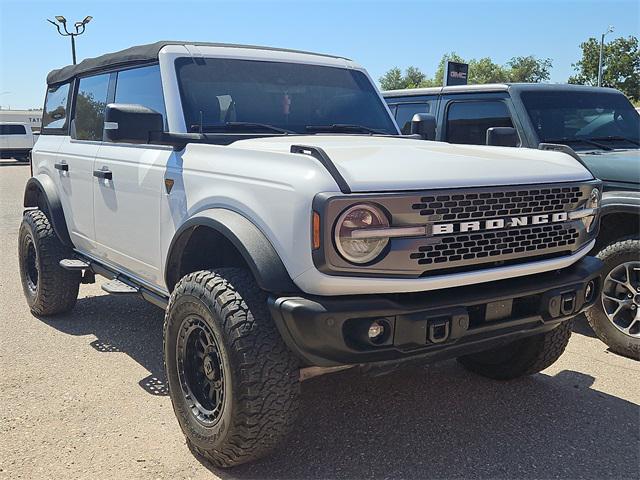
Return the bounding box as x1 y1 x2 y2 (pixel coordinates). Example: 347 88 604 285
47 15 93 65
598 25 614 87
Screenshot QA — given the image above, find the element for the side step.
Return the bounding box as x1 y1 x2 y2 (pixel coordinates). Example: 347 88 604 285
59 259 90 270
101 278 139 295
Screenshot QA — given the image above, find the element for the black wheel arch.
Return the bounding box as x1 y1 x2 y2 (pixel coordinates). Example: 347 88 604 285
23 174 73 248
164 209 299 295
596 191 640 249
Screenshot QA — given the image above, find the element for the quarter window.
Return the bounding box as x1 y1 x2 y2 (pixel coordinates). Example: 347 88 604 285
42 83 70 131
446 101 513 145
74 74 110 141
115 65 166 126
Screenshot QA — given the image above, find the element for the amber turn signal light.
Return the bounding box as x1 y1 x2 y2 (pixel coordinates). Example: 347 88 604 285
312 212 321 250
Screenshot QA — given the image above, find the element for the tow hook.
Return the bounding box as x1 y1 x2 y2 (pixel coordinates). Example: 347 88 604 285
428 318 450 344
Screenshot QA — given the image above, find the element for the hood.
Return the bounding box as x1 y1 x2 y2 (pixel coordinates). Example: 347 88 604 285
232 135 594 192
578 149 640 186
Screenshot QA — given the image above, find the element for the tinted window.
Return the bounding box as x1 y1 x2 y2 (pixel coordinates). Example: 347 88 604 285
0 124 27 135
115 65 166 125
520 90 640 149
42 83 70 130
446 101 513 145
395 102 434 135
176 57 397 134
74 74 110 141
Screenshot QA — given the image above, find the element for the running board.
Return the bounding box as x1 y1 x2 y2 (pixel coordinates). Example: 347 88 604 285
59 258 90 270
101 278 139 295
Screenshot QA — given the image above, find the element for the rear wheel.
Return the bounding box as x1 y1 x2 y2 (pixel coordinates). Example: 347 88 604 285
457 320 573 380
164 268 300 467
18 209 80 315
585 237 640 359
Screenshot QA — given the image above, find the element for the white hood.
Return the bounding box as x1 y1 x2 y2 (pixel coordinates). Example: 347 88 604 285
232 135 594 192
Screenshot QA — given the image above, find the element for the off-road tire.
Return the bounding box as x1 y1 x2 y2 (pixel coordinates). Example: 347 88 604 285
164 268 300 468
18 209 80 315
585 237 640 359
457 320 573 380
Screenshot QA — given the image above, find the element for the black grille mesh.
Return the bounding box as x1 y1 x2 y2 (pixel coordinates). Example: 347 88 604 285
411 186 584 222
410 225 579 266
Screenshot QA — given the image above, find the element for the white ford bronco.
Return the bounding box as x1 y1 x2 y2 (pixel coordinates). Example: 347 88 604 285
20 41 602 467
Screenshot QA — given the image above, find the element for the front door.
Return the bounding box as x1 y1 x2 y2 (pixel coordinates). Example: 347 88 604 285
91 64 172 288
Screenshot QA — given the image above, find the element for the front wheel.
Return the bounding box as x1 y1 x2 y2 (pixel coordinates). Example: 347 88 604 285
585 237 640 359
164 268 300 468
457 320 573 380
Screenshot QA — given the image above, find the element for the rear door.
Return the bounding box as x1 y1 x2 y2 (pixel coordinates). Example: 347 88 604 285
92 65 173 287
57 73 111 255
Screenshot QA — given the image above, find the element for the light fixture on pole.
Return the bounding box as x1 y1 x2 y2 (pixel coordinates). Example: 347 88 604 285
47 15 93 65
598 25 614 87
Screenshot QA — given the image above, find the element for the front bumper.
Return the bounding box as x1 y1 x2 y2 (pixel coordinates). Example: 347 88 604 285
269 256 602 367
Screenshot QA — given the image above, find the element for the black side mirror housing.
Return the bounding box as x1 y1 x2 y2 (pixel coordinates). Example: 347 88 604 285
486 127 519 147
410 113 437 141
104 103 163 144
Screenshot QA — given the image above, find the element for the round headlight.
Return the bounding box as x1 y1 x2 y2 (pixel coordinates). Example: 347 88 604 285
334 204 389 264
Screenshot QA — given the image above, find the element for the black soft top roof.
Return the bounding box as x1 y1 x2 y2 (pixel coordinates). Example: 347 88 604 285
47 40 349 85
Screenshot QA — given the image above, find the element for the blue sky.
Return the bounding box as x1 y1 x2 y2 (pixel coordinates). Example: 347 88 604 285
0 0 638 108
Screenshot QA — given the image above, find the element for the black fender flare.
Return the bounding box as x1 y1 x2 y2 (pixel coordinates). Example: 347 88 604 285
23 174 73 247
165 209 299 294
600 190 640 216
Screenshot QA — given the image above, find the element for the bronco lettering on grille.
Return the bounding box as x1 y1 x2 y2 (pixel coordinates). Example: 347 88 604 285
431 212 569 235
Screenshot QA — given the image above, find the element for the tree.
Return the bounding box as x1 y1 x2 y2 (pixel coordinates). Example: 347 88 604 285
468 57 509 84
379 53 554 90
569 35 639 101
507 56 552 82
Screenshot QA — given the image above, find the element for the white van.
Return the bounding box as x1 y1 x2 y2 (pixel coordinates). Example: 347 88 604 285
0 122 35 161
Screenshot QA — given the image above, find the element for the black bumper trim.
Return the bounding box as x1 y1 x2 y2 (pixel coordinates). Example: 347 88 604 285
268 256 602 367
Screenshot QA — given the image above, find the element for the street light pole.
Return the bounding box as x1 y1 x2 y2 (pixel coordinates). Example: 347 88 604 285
47 15 93 65
598 25 614 87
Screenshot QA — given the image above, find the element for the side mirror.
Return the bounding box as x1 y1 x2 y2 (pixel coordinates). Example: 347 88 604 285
486 127 519 147
104 103 163 144
410 113 437 141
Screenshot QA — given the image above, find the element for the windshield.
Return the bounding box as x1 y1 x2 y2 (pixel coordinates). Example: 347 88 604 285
175 57 398 135
520 90 640 149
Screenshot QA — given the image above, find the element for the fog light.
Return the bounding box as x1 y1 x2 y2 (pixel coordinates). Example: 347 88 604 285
585 280 595 303
368 321 385 341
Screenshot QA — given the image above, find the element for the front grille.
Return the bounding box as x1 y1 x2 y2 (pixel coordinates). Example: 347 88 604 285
316 181 598 278
411 186 584 222
410 224 580 266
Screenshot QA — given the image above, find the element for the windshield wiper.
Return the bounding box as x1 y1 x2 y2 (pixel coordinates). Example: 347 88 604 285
305 124 388 135
588 135 640 147
192 122 294 134
543 137 612 151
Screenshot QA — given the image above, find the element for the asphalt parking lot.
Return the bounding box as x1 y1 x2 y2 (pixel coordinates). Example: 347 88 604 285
1 159 639 480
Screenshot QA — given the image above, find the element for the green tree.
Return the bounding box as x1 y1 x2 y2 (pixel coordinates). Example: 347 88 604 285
569 35 639 101
468 57 509 83
379 67 405 90
507 56 552 82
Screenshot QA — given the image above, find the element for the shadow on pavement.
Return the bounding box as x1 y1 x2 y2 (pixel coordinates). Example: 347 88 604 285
571 313 597 339
37 293 638 479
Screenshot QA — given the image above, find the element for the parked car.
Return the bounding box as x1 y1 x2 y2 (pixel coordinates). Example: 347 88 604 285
0 122 34 161
20 43 602 467
384 83 639 358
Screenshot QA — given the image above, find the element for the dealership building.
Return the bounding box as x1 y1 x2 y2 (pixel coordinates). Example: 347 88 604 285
0 109 42 133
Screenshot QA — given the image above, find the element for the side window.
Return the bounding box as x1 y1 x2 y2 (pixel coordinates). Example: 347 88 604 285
395 102 433 135
0 124 27 135
42 83 70 131
387 104 396 118
114 65 166 126
74 74 110 141
446 101 513 145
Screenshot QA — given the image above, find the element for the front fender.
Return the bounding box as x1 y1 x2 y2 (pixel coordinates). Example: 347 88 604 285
165 209 298 294
23 174 73 247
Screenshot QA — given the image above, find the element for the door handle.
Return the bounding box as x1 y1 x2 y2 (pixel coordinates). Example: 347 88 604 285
93 169 112 180
54 162 68 171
